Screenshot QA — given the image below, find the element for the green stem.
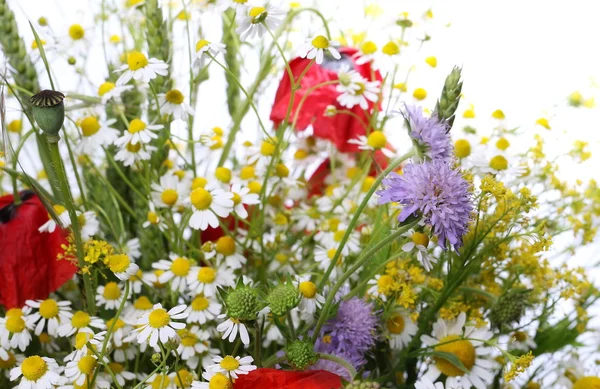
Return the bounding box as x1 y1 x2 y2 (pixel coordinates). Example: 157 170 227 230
317 353 357 380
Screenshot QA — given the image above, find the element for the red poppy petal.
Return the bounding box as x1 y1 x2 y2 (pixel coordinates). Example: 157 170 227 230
234 368 343 389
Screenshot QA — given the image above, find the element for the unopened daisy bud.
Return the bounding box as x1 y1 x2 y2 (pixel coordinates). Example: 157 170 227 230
68 24 85 40
240 166 255 180
286 340 317 370
248 181 261 194
454 139 471 158
67 56 76 65
490 290 530 329
433 66 463 130
324 105 338 117
425 56 437 68
38 17 48 26
412 88 427 100
267 284 298 316
215 167 232 183
260 138 277 156
226 287 260 321
201 241 213 253
568 91 583 107
491 109 505 119
275 163 289 178
30 90 66 140
151 353 162 364
7 119 22 133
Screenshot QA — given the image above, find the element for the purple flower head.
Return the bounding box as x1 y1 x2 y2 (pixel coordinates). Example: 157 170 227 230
402 104 452 162
377 161 473 250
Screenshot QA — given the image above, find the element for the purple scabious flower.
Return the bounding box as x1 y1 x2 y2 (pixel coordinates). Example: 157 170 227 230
402 104 452 162
377 160 473 250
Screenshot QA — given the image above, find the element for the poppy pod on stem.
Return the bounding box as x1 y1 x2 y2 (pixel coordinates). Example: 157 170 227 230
0 190 77 309
234 368 343 389
270 47 383 153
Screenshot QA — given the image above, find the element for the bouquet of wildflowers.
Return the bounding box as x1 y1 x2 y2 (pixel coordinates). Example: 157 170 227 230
1 1 599 388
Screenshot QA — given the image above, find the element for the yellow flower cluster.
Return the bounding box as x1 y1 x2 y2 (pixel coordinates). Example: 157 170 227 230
504 351 534 382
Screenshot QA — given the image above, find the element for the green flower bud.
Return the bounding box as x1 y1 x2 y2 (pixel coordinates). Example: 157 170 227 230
285 340 317 370
151 353 162 364
67 56 76 65
226 287 260 321
433 66 463 131
267 284 298 316
30 90 65 140
345 380 381 389
490 289 531 329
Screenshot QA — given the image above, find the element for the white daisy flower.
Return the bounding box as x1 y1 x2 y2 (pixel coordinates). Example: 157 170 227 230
124 237 142 260
205 236 247 269
143 373 177 389
10 356 65 389
38 205 71 233
298 35 341 64
187 186 234 231
135 304 188 347
64 330 105 363
229 183 260 219
115 51 168 86
79 211 100 240
216 315 250 345
187 265 235 297
0 350 24 377
38 333 61 354
142 202 167 230
384 311 418 350
57 310 105 338
316 224 361 255
421 312 496 389
76 116 119 155
152 254 194 293
510 331 537 351
112 343 137 363
0 309 32 352
193 39 226 67
151 174 188 209
124 296 155 323
353 40 378 65
158 89 195 121
104 362 135 387
236 3 285 41
347 130 395 158
206 354 256 379
25 299 72 337
402 230 437 271
185 294 222 325
192 370 232 389
177 326 210 362
314 245 344 279
95 282 125 310
97 81 133 104
296 276 325 319
367 274 394 302
114 141 157 167
105 254 139 281
114 118 162 147
336 65 380 110
415 377 449 389
65 354 99 386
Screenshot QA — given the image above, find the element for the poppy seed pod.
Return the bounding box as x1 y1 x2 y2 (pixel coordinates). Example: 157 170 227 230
29 90 65 140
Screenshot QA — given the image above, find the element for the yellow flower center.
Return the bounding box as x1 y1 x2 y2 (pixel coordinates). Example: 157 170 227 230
75 332 93 350
106 254 131 274
382 41 400 56
311 35 330 49
425 56 437 68
367 131 387 149
161 189 179 206
6 315 26 333
249 7 266 23
128 118 147 134
536 117 550 130
248 181 262 194
411 232 429 247
196 39 209 52
151 374 172 389
210 135 224 150
489 155 508 171
191 295 210 311
192 177 208 190
108 362 124 374
148 309 171 329
78 355 97 375
573 377 600 389
126 142 142 153
209 373 232 389
215 167 232 183
322 335 332 344
6 308 23 317
299 281 317 298
197 267 216 283
276 163 289 178
219 356 240 371
491 109 505 119
377 275 394 290
53 205 67 215
133 296 153 310
103 282 122 300
434 335 476 377
180 331 198 347
216 236 236 256
147 211 159 224
496 137 510 151
98 82 115 96
513 331 527 342
260 139 277 156
386 314 405 334
454 139 471 158
171 257 191 277
106 318 125 330
7 119 22 133
327 248 337 260
38 333 51 344
294 149 309 160
71 311 91 329
0 352 16 369
232 192 242 206
127 52 149 71
165 89 185 105
39 299 59 319
463 109 475 119
20 356 48 382
360 41 377 55
110 35 121 43
413 88 427 100
362 176 375 193
190 188 213 210
69 24 85 40
240 166 255 180
333 229 346 242
175 369 194 388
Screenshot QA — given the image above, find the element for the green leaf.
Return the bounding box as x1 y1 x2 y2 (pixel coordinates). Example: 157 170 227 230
29 22 55 90
430 351 470 374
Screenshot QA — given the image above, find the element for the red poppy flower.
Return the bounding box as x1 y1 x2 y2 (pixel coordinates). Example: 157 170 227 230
270 47 382 152
0 191 77 309
234 368 343 389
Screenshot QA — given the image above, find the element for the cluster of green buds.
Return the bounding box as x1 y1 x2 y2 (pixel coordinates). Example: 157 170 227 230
490 289 531 329
433 66 463 131
345 380 381 389
223 283 263 322
266 280 299 317
285 340 317 370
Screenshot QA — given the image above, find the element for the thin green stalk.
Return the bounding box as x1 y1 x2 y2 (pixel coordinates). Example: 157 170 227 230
317 353 357 379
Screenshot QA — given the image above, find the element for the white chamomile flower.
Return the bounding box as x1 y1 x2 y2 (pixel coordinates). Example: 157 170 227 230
367 274 394 302
65 354 99 386
205 236 247 269
0 350 24 377
177 326 210 362
347 130 395 158
236 3 285 41
384 310 418 350
193 39 226 67
77 116 119 155
220 0 250 11
353 40 378 65
299 35 341 64
415 377 449 389
135 304 188 347
152 254 194 293
38 333 60 354
95 282 125 310
25 299 72 337
336 73 380 110
57 310 105 337
317 223 361 255
187 185 234 231
104 362 135 387
187 265 235 297
143 373 178 389
152 173 188 209
314 245 344 279
115 141 157 167
402 230 437 271
207 354 256 379
192 370 232 389
124 237 142 259
216 315 250 345
105 254 139 281
158 89 195 121
97 81 133 103
421 312 495 389
10 356 65 389
229 183 260 219
115 118 162 147
142 202 167 230
64 330 105 363
79 211 100 240
185 294 222 325
296 276 325 318
38 204 71 233
0 309 32 352
115 51 168 86
124 296 154 323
